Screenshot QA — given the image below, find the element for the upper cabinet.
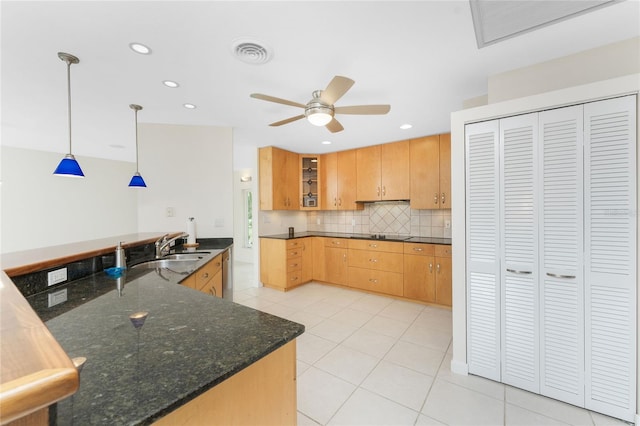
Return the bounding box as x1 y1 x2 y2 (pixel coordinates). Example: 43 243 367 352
259 146 299 210
300 155 320 210
356 140 410 202
410 133 450 209
320 150 362 210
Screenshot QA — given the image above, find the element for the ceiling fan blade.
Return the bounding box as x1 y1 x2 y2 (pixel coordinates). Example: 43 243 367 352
325 118 344 133
334 104 391 115
250 93 306 109
269 115 305 127
320 76 355 105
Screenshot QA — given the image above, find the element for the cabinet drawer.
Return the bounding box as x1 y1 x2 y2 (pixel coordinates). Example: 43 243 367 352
348 267 403 296
324 238 348 248
286 258 302 272
286 271 303 287
435 245 452 258
403 243 435 256
348 249 403 273
348 239 403 253
195 255 223 290
286 248 302 258
286 239 304 250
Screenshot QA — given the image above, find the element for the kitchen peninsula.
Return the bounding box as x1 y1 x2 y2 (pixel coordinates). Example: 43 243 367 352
1 233 304 425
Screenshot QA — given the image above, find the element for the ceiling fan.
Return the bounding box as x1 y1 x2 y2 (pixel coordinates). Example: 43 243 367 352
250 76 390 133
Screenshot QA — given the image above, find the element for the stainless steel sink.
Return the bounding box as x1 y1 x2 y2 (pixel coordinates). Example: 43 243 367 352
163 253 206 261
130 258 200 274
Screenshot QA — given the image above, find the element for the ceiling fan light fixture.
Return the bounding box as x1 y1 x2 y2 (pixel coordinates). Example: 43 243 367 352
306 109 333 126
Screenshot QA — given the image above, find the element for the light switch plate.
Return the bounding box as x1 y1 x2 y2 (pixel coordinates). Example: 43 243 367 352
48 288 67 307
47 268 67 286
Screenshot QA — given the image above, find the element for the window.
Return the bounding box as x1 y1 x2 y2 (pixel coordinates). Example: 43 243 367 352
243 189 253 248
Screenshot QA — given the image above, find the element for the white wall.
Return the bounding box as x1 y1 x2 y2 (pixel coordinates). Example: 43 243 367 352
450 74 640 416
136 123 233 238
0 147 138 253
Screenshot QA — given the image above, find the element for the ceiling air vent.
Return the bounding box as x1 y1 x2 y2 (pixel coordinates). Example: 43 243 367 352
231 39 273 65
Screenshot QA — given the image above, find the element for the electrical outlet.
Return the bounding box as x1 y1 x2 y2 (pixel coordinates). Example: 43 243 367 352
166 207 175 217
48 289 67 307
316 218 321 225
352 218 356 226
445 220 451 229
47 268 67 286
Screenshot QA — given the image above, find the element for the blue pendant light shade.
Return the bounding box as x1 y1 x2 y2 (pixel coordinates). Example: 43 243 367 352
128 104 147 187
53 52 85 177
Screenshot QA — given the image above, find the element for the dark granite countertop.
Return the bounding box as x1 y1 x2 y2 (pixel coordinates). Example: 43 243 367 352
26 252 304 425
260 231 451 245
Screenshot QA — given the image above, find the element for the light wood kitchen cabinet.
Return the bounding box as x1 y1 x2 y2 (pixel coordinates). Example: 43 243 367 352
347 239 404 296
323 238 349 285
180 253 223 298
403 242 451 306
259 238 312 290
320 150 363 210
410 133 451 209
259 146 299 210
356 141 410 202
300 155 320 210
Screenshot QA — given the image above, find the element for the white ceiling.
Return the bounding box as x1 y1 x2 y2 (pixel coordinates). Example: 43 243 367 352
2 1 639 166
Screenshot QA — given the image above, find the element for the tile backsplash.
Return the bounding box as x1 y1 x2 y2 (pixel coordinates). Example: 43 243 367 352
306 201 452 238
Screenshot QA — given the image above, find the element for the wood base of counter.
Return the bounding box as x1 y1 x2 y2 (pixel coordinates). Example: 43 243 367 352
154 340 297 426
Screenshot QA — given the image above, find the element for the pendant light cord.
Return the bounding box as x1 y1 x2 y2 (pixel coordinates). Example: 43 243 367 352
66 60 73 155
134 107 139 172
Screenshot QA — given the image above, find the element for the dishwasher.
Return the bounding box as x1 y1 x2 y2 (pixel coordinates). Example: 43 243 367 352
222 247 233 301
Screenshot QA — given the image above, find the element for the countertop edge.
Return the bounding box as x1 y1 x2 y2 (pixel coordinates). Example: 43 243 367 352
259 232 452 245
0 271 79 424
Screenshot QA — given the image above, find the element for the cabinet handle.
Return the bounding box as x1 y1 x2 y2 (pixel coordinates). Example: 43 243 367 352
413 247 423 252
377 186 380 196
291 276 298 281
369 258 378 263
291 251 298 256
434 193 439 205
209 287 217 297
343 253 346 261
291 263 298 268
216 262 221 267
506 268 532 275
334 197 337 207
202 272 209 279
338 198 342 206
441 192 446 205
291 242 298 246
332 241 341 245
369 278 378 284
436 263 440 273
369 243 378 248
382 186 386 196
546 272 576 279
429 263 433 273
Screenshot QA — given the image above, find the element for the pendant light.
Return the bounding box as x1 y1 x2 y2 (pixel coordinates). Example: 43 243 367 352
128 104 147 187
53 52 84 177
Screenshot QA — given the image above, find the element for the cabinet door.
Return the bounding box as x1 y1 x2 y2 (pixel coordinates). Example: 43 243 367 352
439 133 451 208
583 95 636 421
465 120 501 381
435 256 452 306
539 105 584 407
285 150 300 209
500 113 539 393
300 238 313 283
410 135 440 209
403 254 436 302
325 247 348 285
320 153 338 210
201 270 223 298
355 145 381 201
337 149 362 210
381 141 410 200
259 147 298 210
312 237 326 281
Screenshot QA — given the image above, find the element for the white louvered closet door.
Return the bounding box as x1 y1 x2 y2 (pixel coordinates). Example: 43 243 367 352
584 95 636 422
499 113 539 393
466 120 501 381
539 105 585 407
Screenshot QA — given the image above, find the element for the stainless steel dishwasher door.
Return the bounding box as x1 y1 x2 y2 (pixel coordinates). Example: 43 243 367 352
222 248 233 301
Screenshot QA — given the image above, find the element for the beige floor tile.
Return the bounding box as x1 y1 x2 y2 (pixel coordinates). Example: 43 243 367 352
297 411 322 426
506 403 570 425
590 410 634 425
348 293 394 314
400 323 452 352
297 359 312 377
315 345 380 386
298 366 356 425
437 353 505 400
330 307 374 328
415 414 447 425
362 314 411 338
378 299 424 323
361 360 434 411
384 340 446 376
258 302 297 318
328 388 419 426
422 379 504 425
505 386 593 425
286 310 325 328
305 300 345 318
297 332 337 364
234 296 275 310
309 318 358 343
342 328 397 358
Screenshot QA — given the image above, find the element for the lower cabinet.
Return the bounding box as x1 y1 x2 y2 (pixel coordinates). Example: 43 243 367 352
323 238 349 285
181 252 224 298
403 243 452 306
347 239 404 297
259 237 312 290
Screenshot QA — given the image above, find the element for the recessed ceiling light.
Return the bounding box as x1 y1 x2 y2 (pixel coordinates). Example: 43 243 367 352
129 42 152 55
163 80 179 88
400 123 413 130
183 103 196 109
321 141 332 145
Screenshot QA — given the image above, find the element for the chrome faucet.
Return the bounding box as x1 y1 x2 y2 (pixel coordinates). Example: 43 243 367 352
155 233 188 258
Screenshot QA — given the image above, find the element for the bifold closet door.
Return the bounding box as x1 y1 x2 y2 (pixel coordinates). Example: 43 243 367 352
465 120 501 381
539 105 585 407
499 113 539 393
584 95 636 421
